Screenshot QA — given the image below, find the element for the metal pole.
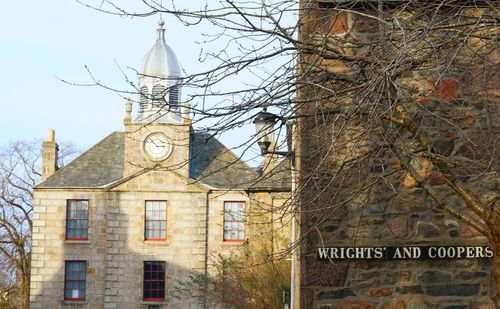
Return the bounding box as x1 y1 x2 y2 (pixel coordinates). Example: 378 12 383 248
289 120 297 309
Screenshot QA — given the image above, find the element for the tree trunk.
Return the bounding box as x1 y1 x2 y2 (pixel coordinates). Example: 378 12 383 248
20 282 29 309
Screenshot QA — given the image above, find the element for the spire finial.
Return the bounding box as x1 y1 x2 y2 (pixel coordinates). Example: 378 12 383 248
124 98 133 125
157 17 165 41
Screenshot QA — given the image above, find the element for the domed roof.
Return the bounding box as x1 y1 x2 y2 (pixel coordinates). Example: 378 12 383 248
140 20 181 78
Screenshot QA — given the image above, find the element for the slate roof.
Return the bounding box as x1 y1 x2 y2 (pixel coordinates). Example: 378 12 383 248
36 131 264 190
249 159 292 191
36 132 125 188
189 132 258 189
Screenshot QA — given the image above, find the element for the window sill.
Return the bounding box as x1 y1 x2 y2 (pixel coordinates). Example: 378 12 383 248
62 300 87 305
222 240 246 246
64 240 91 244
141 300 167 304
144 240 170 246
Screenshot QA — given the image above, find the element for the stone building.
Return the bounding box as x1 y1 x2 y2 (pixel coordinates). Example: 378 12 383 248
29 21 290 309
296 1 498 308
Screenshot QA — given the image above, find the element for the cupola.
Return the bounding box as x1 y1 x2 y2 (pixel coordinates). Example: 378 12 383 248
136 19 183 123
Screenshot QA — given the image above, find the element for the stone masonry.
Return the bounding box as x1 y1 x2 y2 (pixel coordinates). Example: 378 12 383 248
30 123 291 308
297 1 498 308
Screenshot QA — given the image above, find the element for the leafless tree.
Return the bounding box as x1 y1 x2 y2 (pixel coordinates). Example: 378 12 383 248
74 0 499 306
0 140 78 308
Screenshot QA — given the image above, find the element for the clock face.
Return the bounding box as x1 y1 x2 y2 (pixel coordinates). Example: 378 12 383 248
143 133 172 161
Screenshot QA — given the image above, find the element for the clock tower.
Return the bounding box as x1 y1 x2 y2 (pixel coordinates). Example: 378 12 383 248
123 20 191 179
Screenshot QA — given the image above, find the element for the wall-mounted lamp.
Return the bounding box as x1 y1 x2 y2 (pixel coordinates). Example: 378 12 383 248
253 108 293 156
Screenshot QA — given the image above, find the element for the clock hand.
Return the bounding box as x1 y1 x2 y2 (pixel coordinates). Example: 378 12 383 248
151 138 165 148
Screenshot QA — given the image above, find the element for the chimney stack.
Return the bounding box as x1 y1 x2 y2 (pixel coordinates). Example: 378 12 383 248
42 129 58 181
261 134 279 174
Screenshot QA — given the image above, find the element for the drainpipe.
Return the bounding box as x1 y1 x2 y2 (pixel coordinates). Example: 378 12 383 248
290 163 297 308
203 190 210 308
289 120 298 309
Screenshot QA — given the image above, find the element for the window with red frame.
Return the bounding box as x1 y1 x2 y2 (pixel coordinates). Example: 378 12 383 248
143 261 166 301
66 200 89 240
145 201 167 240
64 261 86 301
223 201 245 242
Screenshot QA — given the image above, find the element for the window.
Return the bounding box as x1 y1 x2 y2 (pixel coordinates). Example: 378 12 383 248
66 200 89 240
64 261 86 301
145 201 167 240
223 202 245 242
143 261 166 301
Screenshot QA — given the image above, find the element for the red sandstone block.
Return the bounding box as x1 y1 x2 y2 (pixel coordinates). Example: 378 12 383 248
428 79 458 100
462 226 483 237
338 300 376 309
443 130 456 138
367 287 394 297
419 98 429 105
387 217 408 237
427 171 446 186
331 13 349 34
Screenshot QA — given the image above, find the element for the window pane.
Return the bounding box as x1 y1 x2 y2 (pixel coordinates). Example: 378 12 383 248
145 201 167 240
64 261 86 300
223 202 245 241
67 220 76 229
66 200 89 240
144 261 166 300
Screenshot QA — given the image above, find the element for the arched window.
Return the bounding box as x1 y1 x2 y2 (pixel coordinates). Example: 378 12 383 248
152 84 166 108
169 85 179 111
139 86 149 112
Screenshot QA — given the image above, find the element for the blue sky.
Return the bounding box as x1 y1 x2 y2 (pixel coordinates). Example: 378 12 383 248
0 1 267 163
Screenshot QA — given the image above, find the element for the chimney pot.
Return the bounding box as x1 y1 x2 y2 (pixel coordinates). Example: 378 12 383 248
48 129 55 142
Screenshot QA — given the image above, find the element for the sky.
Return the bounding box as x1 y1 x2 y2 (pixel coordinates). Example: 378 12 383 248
0 1 267 163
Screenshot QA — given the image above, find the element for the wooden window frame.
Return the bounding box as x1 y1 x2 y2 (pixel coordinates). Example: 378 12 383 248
223 201 245 242
143 261 166 301
64 261 86 301
144 201 167 241
65 200 89 241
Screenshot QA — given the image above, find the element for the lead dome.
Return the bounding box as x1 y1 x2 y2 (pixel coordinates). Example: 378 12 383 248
136 20 183 123
140 20 181 78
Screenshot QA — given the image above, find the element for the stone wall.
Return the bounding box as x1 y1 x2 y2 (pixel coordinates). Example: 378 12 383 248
298 1 498 308
30 190 107 309
29 170 267 308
